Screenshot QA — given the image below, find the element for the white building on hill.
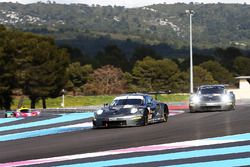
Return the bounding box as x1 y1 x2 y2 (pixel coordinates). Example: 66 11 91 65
229 76 250 99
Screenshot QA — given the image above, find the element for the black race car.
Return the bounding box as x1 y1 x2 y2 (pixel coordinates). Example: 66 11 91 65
92 93 169 128
189 85 236 112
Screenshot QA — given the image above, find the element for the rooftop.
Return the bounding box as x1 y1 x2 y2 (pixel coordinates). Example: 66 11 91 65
235 76 250 79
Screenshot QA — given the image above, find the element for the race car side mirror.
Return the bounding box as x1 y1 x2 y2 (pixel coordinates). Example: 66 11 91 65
229 91 235 97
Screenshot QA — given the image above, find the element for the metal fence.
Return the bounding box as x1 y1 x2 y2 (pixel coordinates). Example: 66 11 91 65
40 105 102 113
0 106 101 115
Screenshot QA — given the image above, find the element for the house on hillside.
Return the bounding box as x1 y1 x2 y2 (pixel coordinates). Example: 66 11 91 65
229 76 250 99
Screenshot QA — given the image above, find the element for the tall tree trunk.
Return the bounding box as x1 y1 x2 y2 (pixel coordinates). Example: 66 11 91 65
17 95 24 109
30 98 36 109
3 92 12 110
42 97 46 109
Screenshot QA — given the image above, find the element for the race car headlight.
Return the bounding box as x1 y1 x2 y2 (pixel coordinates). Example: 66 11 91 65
191 95 200 104
130 108 138 114
96 109 103 115
222 95 231 102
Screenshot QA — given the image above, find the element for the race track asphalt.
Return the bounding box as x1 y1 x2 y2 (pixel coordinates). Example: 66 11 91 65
0 99 250 166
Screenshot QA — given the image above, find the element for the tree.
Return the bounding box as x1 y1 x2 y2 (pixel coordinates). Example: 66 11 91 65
200 60 234 84
233 56 250 76
84 65 126 95
95 45 129 71
167 72 189 93
61 45 92 65
192 66 217 89
179 54 215 71
0 26 70 109
67 63 93 95
130 45 161 68
8 32 70 109
0 48 14 109
131 57 180 92
23 40 70 108
215 47 243 71
0 26 17 109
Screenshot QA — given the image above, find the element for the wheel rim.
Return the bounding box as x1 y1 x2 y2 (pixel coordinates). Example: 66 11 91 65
163 114 168 122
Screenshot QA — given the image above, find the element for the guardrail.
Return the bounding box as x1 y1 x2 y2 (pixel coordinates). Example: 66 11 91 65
0 102 189 114
40 106 102 113
0 106 101 114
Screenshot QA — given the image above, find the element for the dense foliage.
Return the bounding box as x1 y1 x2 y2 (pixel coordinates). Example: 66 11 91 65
65 46 249 95
0 2 250 57
0 26 70 109
200 61 234 84
131 57 180 92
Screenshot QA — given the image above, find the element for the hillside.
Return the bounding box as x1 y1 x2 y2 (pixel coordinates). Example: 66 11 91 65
0 2 249 57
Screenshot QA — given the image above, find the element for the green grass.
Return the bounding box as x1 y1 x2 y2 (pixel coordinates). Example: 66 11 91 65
12 94 188 109
156 94 189 102
12 95 116 109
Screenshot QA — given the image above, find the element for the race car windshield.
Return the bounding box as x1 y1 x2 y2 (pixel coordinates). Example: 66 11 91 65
200 87 224 94
111 99 143 106
20 109 30 113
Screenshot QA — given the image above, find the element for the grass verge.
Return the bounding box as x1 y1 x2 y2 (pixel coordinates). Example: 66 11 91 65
12 94 189 109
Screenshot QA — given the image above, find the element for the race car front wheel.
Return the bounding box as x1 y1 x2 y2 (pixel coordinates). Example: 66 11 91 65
163 104 169 122
163 113 168 122
143 110 149 126
143 116 148 126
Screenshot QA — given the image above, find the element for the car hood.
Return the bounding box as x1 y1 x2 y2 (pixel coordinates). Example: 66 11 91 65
99 105 142 117
5 110 15 113
198 93 224 102
200 93 222 97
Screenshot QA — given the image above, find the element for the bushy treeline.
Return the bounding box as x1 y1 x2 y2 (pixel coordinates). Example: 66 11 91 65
66 43 250 96
1 26 250 109
0 26 69 109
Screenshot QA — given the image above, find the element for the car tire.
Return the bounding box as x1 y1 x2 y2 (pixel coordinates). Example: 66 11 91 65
190 110 195 113
143 115 148 126
232 104 236 110
225 105 235 111
143 110 149 126
163 113 168 122
163 105 169 122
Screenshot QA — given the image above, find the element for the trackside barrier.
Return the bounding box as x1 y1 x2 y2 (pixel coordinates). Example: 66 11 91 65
40 106 102 113
1 102 188 114
40 102 188 113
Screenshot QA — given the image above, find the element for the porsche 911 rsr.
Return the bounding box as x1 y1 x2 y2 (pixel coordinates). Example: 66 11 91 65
93 93 169 128
189 85 235 112
5 107 41 118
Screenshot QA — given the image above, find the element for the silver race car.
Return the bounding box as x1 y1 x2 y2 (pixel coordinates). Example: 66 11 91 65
189 85 235 112
92 93 169 128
